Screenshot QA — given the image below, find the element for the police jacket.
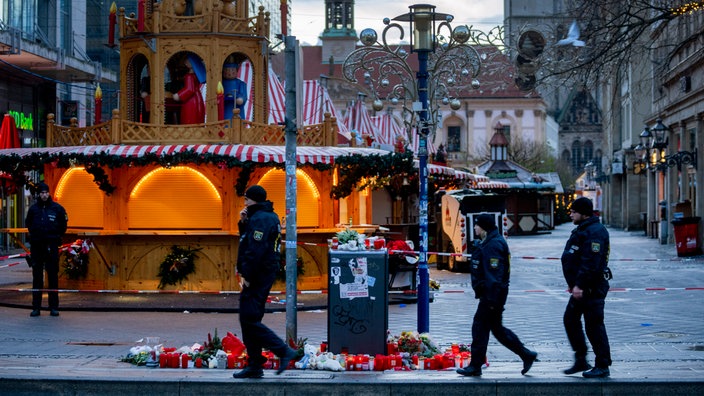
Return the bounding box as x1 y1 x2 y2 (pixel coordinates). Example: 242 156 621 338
470 229 510 307
236 201 281 284
25 197 68 244
561 216 610 297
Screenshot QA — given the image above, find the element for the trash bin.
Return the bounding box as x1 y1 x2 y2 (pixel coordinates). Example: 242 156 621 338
328 249 388 355
671 216 701 257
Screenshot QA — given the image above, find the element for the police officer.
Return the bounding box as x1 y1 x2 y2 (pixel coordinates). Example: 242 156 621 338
561 197 612 378
232 185 296 379
25 182 68 317
457 213 537 376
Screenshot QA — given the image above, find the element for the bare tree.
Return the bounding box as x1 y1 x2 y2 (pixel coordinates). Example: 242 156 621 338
507 135 555 173
530 0 697 89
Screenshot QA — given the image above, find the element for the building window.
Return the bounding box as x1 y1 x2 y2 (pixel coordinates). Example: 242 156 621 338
571 140 582 171
447 126 461 152
583 140 594 166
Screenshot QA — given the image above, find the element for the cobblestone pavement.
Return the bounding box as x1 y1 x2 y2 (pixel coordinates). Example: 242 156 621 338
0 222 702 383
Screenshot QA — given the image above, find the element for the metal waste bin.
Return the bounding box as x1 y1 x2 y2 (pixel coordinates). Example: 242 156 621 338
671 216 701 257
328 249 388 355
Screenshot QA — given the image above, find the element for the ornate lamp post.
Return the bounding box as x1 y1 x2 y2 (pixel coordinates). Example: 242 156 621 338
343 4 491 333
647 119 697 171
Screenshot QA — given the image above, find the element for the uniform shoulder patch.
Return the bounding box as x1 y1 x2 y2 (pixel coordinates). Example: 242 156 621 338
489 258 499 269
591 242 601 253
253 230 264 241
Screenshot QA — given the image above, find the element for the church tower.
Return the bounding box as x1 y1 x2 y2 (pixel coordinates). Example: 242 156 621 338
321 0 358 64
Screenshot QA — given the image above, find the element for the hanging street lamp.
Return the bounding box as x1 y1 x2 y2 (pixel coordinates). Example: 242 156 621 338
343 4 501 333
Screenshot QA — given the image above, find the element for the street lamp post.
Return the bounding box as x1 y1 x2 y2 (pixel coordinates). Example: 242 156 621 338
641 119 698 171
343 4 494 333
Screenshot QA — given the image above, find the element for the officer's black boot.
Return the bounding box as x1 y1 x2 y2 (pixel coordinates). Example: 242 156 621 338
563 356 591 375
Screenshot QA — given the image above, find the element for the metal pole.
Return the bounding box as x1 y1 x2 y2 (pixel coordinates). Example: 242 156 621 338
416 49 430 334
284 35 298 346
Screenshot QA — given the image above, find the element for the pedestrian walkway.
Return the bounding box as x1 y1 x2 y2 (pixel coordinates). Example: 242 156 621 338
0 223 702 395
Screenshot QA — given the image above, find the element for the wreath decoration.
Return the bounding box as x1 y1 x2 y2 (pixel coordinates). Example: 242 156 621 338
276 255 305 283
157 245 202 289
60 239 92 279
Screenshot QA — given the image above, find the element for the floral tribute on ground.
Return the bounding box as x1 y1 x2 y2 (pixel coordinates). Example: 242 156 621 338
120 329 486 371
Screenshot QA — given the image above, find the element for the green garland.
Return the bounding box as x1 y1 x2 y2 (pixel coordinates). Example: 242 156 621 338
0 149 418 199
157 245 202 289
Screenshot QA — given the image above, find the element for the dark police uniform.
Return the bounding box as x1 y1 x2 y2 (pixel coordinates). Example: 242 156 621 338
468 228 534 371
26 191 68 312
561 215 612 369
236 199 289 368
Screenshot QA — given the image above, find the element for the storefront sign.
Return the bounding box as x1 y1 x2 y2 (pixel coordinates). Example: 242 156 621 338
7 110 33 131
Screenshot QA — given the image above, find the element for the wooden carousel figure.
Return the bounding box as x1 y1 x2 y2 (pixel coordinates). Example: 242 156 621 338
172 54 205 124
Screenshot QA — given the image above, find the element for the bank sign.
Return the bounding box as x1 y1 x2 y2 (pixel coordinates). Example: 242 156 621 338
7 110 33 131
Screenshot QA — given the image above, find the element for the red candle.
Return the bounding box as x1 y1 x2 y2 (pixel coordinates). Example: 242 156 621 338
181 354 190 369
108 2 116 47
159 353 168 368
227 354 235 369
94 84 102 125
137 0 145 32
170 353 180 368
195 357 203 368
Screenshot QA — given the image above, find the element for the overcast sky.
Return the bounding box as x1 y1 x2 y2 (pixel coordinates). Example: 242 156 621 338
290 0 504 46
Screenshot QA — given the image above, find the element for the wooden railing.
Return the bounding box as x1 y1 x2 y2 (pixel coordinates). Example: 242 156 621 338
46 110 340 147
119 1 268 37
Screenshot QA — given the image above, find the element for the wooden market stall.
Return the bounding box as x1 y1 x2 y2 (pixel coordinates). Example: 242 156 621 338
0 0 413 292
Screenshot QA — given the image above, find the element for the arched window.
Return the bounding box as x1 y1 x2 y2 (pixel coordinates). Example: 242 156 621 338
55 167 104 228
571 140 582 171
258 169 320 228
128 167 222 229
583 140 594 165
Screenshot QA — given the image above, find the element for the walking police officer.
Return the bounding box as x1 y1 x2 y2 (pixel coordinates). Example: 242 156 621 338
561 197 612 378
457 213 537 377
232 185 296 379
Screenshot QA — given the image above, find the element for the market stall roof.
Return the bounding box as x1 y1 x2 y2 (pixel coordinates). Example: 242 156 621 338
0 144 394 166
415 161 489 182
476 181 511 189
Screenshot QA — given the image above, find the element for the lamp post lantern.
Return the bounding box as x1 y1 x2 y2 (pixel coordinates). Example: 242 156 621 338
343 4 499 333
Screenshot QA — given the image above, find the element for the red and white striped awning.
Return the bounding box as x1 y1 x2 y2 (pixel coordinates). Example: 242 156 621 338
371 112 405 146
0 145 392 166
343 99 378 140
414 161 486 182
237 60 254 121
475 181 510 189
454 170 490 182
267 66 286 125
300 80 351 139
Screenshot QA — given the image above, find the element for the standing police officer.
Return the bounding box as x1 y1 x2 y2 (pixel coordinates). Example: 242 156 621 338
457 213 537 377
561 197 612 378
232 185 296 379
26 182 68 317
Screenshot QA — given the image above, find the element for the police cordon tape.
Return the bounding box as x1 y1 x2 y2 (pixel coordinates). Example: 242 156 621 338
1 287 702 296
297 241 695 262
